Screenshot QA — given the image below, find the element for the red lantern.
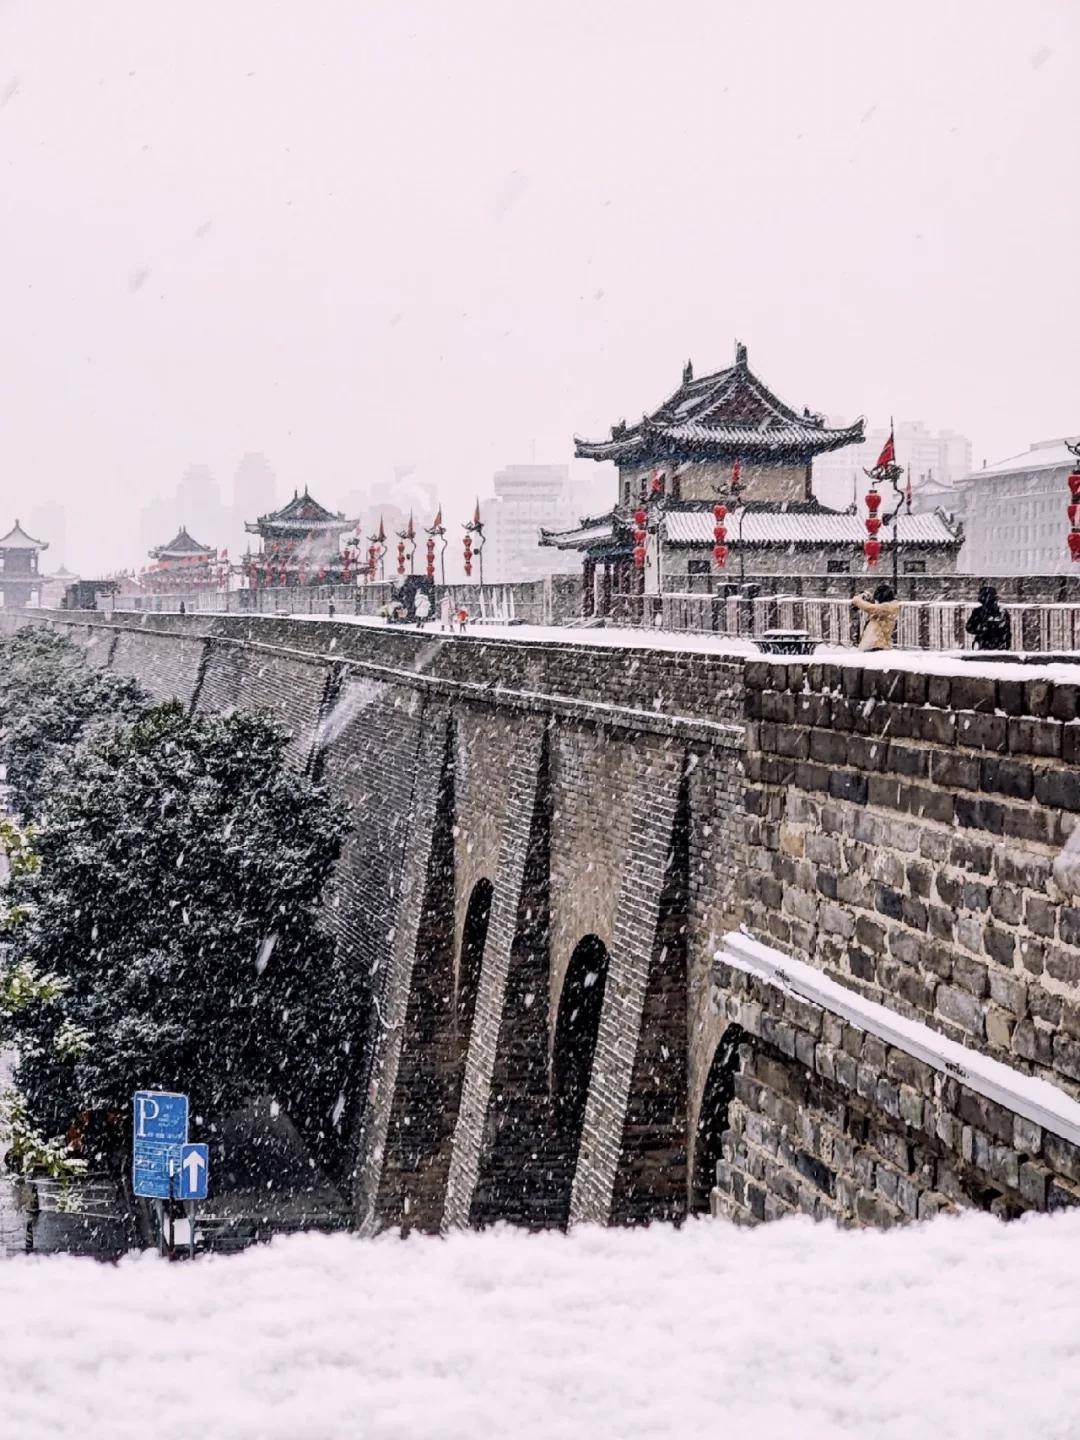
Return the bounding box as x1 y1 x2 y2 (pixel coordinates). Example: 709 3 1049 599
633 527 647 545
865 516 881 536
650 471 663 495
633 508 647 527
398 562 406 575
1070 472 1080 499
464 535 472 551
714 525 727 543
865 490 882 513
731 458 742 490
632 544 646 568
1070 530 1080 561
464 561 472 576
1069 503 1079 526
426 563 435 577
864 539 881 565
712 543 728 566
712 503 727 522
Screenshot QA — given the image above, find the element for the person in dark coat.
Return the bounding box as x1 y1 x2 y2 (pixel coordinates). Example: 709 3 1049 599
966 584 1011 650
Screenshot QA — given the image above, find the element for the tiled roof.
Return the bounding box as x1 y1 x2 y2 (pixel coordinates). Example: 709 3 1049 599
539 518 615 550
150 526 214 559
246 487 357 534
961 437 1080 480
575 345 864 464
664 507 961 548
0 520 47 551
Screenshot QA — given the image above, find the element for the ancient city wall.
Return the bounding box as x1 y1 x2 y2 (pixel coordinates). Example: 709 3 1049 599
711 656 1080 1225
6 608 1080 1233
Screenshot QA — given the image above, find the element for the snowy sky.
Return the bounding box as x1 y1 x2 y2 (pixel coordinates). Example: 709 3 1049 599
1 1 1077 571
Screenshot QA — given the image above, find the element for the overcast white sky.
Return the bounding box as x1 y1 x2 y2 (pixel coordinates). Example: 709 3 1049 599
1 1 1077 571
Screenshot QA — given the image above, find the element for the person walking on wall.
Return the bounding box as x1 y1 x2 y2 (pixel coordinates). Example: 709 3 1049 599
966 584 1012 651
852 582 901 651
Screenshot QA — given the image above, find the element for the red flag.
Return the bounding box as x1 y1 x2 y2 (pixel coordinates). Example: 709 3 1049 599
905 468 912 510
731 457 742 490
875 430 895 469
432 507 442 529
473 498 481 527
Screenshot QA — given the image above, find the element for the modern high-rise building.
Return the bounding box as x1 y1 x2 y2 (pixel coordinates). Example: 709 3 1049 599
485 464 583 583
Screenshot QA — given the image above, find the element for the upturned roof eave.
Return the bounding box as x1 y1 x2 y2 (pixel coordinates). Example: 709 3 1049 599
574 422 866 464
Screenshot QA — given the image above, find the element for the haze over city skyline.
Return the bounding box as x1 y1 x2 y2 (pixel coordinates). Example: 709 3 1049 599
0 1 1076 573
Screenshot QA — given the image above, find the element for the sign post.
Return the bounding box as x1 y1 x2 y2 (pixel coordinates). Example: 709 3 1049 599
132 1092 209 1258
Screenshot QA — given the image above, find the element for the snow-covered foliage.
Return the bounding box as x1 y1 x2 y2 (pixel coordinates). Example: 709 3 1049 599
0 627 148 821
0 701 358 1179
3 1214 1080 1438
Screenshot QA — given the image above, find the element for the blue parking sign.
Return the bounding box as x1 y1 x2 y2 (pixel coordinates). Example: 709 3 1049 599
132 1092 190 1200
132 1139 183 1199
133 1091 188 1145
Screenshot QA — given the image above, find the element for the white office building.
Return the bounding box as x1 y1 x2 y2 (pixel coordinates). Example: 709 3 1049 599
953 437 1080 577
485 464 586 583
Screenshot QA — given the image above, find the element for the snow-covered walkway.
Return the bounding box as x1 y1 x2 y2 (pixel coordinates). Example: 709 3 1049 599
3 1212 1080 1439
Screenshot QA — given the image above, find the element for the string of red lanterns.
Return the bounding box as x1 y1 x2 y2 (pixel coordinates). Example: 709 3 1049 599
1069 458 1080 562
712 458 741 570
712 501 728 568
864 486 882 567
632 505 647 571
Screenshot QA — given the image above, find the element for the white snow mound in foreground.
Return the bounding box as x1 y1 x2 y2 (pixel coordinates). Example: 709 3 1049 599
4 1213 1080 1440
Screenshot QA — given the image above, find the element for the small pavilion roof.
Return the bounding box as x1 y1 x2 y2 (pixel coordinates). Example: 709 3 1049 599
575 344 864 465
0 520 48 551
149 526 215 561
245 487 358 536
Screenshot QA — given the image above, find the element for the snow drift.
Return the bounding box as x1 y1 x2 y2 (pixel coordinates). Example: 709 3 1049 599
3 1213 1080 1439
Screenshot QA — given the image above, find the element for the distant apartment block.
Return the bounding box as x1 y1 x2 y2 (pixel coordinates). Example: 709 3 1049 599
953 437 1080 577
485 464 585 583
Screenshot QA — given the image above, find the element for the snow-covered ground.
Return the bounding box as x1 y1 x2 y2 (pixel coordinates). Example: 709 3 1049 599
4 1213 1080 1439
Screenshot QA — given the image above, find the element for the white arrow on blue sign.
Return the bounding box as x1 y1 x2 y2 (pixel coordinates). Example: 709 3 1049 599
178 1143 209 1201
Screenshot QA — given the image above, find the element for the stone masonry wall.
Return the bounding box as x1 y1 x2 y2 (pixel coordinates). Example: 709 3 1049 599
741 658 1080 1103
715 655 1080 1223
711 960 1080 1224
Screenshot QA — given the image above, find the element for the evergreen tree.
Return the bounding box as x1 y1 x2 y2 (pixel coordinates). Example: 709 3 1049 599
0 626 148 820
1 702 357 1180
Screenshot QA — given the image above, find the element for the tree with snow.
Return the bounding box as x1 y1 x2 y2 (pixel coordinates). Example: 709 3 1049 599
0 702 358 1183
0 626 148 820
